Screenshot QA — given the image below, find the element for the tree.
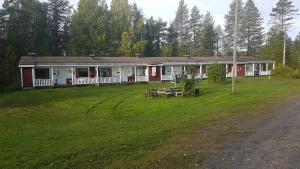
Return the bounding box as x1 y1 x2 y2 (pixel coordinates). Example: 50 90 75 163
215 25 223 55
223 0 243 55
0 0 50 86
118 27 146 57
71 0 109 55
291 32 300 67
270 0 299 65
240 0 264 57
173 0 190 55
162 24 178 57
190 5 203 56
261 27 293 65
200 12 217 56
110 0 132 55
47 0 72 56
144 17 167 57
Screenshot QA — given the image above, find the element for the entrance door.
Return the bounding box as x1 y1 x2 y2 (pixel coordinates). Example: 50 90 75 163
54 68 71 85
237 64 245 77
148 66 161 81
22 68 33 87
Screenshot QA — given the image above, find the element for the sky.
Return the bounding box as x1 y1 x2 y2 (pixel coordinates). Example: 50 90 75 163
0 0 299 39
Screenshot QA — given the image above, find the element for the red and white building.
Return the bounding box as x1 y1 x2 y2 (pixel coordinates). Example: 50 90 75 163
18 56 275 88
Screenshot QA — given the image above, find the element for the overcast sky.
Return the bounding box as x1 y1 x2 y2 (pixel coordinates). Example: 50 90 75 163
1 0 299 39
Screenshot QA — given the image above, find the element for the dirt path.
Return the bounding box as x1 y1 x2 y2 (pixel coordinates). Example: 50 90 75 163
202 95 300 169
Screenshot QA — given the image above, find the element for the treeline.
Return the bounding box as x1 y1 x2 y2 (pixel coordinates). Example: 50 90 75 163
0 0 299 86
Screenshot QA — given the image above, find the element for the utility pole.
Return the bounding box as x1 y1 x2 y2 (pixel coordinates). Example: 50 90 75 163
232 0 238 94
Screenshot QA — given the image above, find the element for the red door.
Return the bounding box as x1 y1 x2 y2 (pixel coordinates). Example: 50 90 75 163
148 66 161 81
237 64 245 77
22 68 33 87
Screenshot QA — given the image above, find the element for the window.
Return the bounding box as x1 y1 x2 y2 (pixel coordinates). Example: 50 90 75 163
202 65 207 73
35 68 49 79
101 68 112 77
246 64 253 72
152 67 157 76
227 65 232 73
136 67 146 76
76 68 88 78
262 64 267 71
89 67 96 78
162 66 166 75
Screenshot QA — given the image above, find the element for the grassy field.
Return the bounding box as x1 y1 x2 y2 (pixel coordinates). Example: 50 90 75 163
1 77 300 169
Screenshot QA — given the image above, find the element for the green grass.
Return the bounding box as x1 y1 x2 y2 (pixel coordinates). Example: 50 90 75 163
0 77 300 169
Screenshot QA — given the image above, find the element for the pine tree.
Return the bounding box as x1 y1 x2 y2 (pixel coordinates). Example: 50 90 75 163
47 0 72 56
261 27 293 65
190 5 203 56
200 12 217 56
71 0 109 55
270 0 298 65
163 24 178 57
240 0 264 57
144 17 167 57
223 0 243 55
173 0 190 55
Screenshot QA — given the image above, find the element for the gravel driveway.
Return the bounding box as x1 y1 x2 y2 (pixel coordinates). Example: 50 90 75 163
202 95 300 169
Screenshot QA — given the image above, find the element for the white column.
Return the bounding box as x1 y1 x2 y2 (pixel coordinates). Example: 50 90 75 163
134 66 137 82
119 66 122 83
266 63 269 75
71 67 74 85
259 63 262 76
225 64 228 78
244 64 247 77
253 63 255 76
183 66 186 73
96 66 99 85
20 68 23 88
200 65 203 78
160 66 163 81
273 63 276 70
32 68 35 87
51 67 54 86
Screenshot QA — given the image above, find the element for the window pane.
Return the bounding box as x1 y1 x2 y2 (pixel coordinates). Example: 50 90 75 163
35 68 49 79
100 68 112 77
76 68 88 78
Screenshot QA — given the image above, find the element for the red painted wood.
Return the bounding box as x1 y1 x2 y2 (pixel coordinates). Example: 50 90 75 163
148 66 161 81
22 68 33 87
237 64 245 77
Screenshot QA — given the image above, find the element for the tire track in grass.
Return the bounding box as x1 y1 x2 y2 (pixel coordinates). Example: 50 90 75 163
110 93 137 119
86 96 118 115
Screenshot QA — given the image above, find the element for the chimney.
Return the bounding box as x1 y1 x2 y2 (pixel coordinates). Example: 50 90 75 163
184 55 191 59
89 54 96 59
28 53 36 56
135 53 143 58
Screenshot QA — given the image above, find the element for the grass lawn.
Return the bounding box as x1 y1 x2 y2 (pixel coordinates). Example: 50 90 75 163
1 77 300 169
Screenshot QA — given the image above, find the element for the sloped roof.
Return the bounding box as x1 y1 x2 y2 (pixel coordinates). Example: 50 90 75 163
19 56 275 66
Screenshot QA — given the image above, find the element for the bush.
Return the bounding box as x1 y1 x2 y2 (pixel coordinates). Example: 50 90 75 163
207 64 227 84
181 73 197 97
272 64 300 78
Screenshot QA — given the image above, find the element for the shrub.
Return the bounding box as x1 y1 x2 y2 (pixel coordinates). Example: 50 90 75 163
207 64 227 84
272 64 300 78
181 73 197 97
